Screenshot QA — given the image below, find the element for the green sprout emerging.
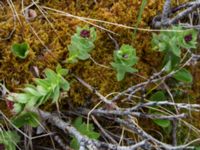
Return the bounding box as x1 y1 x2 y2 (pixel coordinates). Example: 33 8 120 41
11 42 29 59
67 26 96 63
111 44 138 81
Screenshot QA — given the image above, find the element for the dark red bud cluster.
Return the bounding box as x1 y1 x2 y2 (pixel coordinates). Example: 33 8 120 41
6 100 14 110
80 30 90 38
0 144 5 150
184 34 192 43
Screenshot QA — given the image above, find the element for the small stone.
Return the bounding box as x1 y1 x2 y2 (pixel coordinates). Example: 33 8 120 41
25 9 37 21
122 54 129 59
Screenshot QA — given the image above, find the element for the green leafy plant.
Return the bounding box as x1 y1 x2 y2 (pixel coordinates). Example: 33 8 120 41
11 42 29 59
152 26 197 72
0 130 20 150
67 26 96 63
7 65 70 127
70 117 100 150
149 91 171 128
173 68 193 83
111 44 138 81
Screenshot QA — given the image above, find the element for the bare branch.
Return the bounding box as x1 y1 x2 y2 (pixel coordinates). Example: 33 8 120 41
34 109 149 150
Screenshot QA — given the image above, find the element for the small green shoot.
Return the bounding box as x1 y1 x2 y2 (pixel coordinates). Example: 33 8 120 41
70 117 100 150
111 44 138 81
11 42 29 59
67 26 96 63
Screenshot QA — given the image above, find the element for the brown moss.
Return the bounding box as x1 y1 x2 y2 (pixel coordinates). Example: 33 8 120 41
0 0 164 102
1 0 199 108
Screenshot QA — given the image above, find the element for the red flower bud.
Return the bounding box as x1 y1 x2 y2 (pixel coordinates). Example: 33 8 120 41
6 100 14 110
0 144 5 150
184 34 192 43
80 30 90 38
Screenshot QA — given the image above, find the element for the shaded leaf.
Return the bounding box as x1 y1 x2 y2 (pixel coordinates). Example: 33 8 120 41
70 117 100 150
195 146 200 150
150 91 166 101
153 119 171 128
12 112 40 128
173 68 193 83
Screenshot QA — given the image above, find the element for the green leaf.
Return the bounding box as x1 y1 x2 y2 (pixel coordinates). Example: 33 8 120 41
0 131 20 150
163 52 180 72
34 78 51 89
51 85 60 103
56 64 68 76
25 96 38 109
153 119 171 128
13 103 23 114
13 93 29 104
116 70 125 81
11 42 29 59
70 137 79 150
171 42 181 57
149 92 170 128
72 117 100 139
23 87 41 97
173 68 193 83
12 112 40 128
60 77 70 91
36 85 48 96
150 91 166 101
70 117 100 150
44 69 58 81
195 146 200 150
